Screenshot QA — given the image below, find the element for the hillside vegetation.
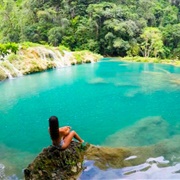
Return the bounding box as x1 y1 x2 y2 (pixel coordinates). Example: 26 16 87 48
0 0 180 60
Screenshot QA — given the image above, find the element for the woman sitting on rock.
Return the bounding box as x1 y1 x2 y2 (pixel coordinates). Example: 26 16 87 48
49 116 84 149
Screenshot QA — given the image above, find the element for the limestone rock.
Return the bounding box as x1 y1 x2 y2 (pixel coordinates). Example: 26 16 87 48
24 141 88 180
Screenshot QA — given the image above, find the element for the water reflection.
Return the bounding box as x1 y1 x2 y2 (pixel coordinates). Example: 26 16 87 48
79 159 180 180
80 143 180 180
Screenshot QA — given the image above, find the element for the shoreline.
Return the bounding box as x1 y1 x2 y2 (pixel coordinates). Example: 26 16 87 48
119 56 180 67
0 45 102 81
1 53 180 82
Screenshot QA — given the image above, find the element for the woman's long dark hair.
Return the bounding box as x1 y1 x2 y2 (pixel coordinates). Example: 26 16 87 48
49 116 60 141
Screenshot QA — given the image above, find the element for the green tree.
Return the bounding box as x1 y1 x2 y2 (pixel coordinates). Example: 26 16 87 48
162 23 180 58
140 27 164 57
0 43 18 59
0 0 179 58
137 0 156 26
48 27 62 46
0 0 20 42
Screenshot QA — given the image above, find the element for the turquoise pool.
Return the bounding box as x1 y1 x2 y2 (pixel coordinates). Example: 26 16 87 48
0 59 180 179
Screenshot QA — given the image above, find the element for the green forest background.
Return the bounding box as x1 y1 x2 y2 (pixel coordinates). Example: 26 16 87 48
0 0 180 59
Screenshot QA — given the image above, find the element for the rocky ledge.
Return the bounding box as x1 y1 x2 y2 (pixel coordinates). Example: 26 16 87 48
24 141 89 180
24 136 180 180
0 45 102 81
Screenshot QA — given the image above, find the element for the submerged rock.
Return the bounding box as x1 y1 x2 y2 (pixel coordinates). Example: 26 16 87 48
24 141 88 180
85 145 132 169
84 135 180 171
103 116 171 147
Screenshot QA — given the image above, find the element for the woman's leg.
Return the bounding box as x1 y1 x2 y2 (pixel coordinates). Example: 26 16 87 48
62 130 84 149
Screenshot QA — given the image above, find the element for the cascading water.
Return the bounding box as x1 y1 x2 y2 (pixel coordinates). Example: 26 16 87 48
0 65 13 79
0 45 101 81
5 61 23 77
46 49 65 68
0 47 73 80
0 60 23 79
35 47 71 68
63 51 74 66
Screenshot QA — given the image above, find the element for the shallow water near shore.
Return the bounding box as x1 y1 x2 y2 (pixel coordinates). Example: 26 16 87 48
0 58 180 179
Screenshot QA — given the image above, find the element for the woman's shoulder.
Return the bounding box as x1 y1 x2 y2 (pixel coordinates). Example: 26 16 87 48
59 127 66 132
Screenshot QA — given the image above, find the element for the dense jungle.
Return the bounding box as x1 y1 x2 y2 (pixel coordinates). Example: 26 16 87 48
0 0 180 59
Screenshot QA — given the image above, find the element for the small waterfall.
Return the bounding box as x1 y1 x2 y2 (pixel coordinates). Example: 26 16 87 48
0 45 99 81
35 47 69 68
0 54 23 79
6 61 23 77
63 51 74 66
53 50 71 66
36 47 47 61
47 49 65 68
0 66 13 79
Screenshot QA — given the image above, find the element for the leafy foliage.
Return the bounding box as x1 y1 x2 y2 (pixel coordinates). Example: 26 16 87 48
0 43 18 59
0 0 179 59
140 27 164 57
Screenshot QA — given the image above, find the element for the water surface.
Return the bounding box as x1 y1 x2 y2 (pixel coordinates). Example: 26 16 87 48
0 59 180 179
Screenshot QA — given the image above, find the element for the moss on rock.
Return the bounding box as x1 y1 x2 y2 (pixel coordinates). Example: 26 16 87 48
24 141 89 180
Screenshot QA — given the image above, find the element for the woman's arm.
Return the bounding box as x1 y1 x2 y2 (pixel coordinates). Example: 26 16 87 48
59 126 71 136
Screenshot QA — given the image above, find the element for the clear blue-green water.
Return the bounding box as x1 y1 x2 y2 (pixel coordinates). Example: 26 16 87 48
0 58 180 179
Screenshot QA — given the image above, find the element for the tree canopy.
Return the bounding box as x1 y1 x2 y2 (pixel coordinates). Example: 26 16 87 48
0 0 180 59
